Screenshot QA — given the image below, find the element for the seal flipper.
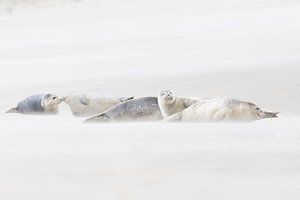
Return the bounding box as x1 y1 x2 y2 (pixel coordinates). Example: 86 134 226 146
5 107 19 113
183 98 198 108
80 95 90 106
119 96 134 102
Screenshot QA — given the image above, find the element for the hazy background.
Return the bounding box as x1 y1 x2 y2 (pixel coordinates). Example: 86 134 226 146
0 0 300 199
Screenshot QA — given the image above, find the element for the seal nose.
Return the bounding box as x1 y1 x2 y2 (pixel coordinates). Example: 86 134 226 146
166 93 173 100
263 111 279 119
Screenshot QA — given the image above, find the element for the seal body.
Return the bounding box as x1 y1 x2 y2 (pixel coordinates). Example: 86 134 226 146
158 90 200 118
85 97 162 123
165 97 278 122
63 93 134 117
6 94 62 114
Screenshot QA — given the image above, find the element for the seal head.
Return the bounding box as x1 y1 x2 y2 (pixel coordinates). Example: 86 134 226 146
41 94 62 113
159 90 176 105
244 102 279 120
158 90 199 118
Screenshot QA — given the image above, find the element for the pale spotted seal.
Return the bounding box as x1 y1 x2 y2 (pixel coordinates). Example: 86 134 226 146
165 97 278 122
62 93 134 117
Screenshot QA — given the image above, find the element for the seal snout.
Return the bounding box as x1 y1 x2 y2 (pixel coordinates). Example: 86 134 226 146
61 96 67 102
263 111 279 119
166 96 173 101
55 96 63 103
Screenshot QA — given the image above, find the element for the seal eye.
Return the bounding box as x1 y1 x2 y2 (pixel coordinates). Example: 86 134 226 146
52 97 57 100
256 107 261 112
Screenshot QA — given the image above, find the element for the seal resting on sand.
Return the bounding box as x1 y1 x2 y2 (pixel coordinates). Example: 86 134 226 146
6 94 62 114
164 97 279 122
62 93 134 117
158 90 200 118
84 97 162 123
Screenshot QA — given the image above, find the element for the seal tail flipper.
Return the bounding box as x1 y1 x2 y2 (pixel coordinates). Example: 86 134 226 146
84 113 108 123
119 96 134 102
5 107 19 113
163 112 183 122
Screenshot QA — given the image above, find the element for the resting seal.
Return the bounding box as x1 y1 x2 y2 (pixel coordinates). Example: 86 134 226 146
62 93 134 117
6 94 62 114
158 90 199 118
84 97 162 123
165 97 279 122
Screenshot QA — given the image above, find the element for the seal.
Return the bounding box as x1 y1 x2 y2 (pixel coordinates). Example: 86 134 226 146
165 97 279 122
158 90 200 118
84 97 162 123
62 93 134 117
6 94 62 114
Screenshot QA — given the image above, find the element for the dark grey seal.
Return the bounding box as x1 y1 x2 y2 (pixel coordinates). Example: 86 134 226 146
6 94 62 114
84 97 163 123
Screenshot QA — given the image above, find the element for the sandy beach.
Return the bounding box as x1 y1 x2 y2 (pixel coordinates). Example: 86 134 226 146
0 0 300 199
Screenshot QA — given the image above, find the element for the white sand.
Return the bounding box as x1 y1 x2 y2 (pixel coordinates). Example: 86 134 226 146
0 0 300 199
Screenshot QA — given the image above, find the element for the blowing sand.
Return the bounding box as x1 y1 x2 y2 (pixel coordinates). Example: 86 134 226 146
0 0 300 199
